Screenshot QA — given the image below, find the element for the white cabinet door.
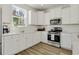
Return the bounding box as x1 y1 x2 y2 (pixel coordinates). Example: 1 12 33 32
28 10 38 25
49 10 55 19
61 33 72 50
54 7 62 18
25 33 40 48
72 33 79 55
49 7 62 19
45 12 51 25
41 32 48 43
16 34 26 52
3 34 26 55
71 5 79 24
2 5 12 23
62 7 71 24
24 33 34 49
3 36 17 55
37 32 42 43
26 34 34 48
30 33 36 46
32 32 41 45
37 11 45 25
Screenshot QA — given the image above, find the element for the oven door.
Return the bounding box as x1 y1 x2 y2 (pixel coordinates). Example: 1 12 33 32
54 34 60 42
48 34 51 41
48 34 55 41
51 34 54 41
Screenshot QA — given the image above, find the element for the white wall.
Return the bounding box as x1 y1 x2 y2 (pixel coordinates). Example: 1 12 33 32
0 8 2 43
0 8 2 55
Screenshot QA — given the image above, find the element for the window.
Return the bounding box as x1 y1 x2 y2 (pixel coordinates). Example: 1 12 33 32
12 5 27 27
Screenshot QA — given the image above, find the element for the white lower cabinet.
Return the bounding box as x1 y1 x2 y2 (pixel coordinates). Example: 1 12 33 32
3 35 18 55
41 32 48 43
3 32 45 55
72 33 79 55
3 34 27 55
61 33 72 50
26 33 34 48
17 34 26 52
32 32 41 45
24 32 40 48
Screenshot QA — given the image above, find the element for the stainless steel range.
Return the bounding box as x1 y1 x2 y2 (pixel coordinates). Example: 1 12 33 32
48 27 62 47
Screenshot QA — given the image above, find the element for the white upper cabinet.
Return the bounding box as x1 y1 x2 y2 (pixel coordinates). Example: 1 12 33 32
62 5 79 24
29 11 45 25
48 10 55 19
49 7 62 19
2 5 12 24
62 6 71 24
44 11 51 25
37 11 45 25
44 7 62 25
70 5 79 24
53 7 62 18
28 10 38 25
44 5 79 25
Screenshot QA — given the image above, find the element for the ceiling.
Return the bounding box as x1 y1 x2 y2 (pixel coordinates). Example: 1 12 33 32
27 4 67 10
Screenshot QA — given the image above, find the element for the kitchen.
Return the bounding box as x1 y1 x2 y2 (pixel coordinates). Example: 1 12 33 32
0 4 79 55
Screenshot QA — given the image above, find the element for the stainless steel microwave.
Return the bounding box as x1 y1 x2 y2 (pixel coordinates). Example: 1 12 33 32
50 18 61 25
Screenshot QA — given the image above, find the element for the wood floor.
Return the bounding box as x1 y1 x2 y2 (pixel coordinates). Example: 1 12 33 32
16 42 72 55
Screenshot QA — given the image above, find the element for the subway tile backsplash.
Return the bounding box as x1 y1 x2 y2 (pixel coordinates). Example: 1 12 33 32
45 25 79 33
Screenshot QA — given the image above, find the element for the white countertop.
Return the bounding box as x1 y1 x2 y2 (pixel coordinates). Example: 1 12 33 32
2 31 41 36
2 33 19 36
62 31 79 34
2 31 79 36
